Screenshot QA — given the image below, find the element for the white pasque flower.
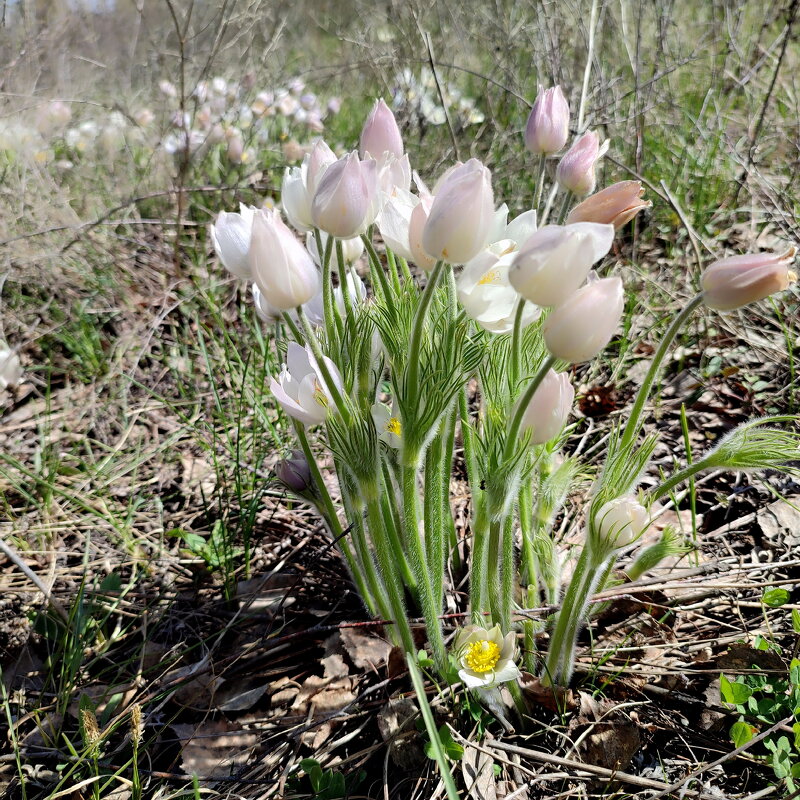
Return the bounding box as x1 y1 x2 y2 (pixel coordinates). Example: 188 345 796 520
594 495 650 548
370 401 402 448
0 343 23 390
457 207 539 334
281 139 336 232
270 342 343 426
251 283 282 324
454 625 521 688
210 203 257 279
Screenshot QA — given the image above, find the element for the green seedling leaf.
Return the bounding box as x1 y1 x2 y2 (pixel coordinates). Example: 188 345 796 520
730 720 756 748
720 674 753 705
792 609 800 634
762 587 790 607
99 572 122 593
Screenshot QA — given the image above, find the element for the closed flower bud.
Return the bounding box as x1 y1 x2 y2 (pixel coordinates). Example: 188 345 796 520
276 449 313 493
422 159 495 264
595 496 649 548
566 180 651 229
210 203 257 279
360 98 404 160
520 369 574 444
249 209 319 310
556 131 607 196
543 276 624 363
524 85 570 155
701 247 797 311
312 152 379 239
408 192 438 271
509 222 614 307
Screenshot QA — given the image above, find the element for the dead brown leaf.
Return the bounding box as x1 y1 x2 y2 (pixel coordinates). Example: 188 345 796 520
171 719 257 778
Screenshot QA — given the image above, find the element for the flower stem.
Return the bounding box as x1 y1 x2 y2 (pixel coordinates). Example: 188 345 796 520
317 229 343 343
361 233 394 302
533 152 547 212
405 260 445 414
619 294 703 451
510 298 527 389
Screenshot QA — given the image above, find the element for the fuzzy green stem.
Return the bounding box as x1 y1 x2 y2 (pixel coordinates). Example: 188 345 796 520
405 260 445 414
651 454 715 502
499 512 516 630
281 312 303 344
510 298 527 389
406 655 460 800
361 233 394 303
533 153 547 212
541 541 611 687
619 294 703 451
336 238 356 325
317 230 343 343
380 461 417 594
386 248 402 293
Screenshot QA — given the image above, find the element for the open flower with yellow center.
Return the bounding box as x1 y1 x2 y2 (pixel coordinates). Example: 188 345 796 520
453 624 521 688
371 401 402 448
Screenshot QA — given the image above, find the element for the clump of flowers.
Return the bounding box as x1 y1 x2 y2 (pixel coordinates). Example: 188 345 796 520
209 85 798 797
392 68 484 129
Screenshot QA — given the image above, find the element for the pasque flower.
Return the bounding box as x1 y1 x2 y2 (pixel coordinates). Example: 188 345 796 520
457 209 539 334
543 276 624 363
360 98 404 160
453 625 521 688
566 181 651 229
210 203 257 279
312 152 380 238
524 85 570 155
0 343 22 390
520 369 574 444
422 159 495 264
276 449 313 493
251 283 283 324
556 131 607 196
270 342 344 426
282 139 336 232
249 209 319 310
595 496 649 548
701 247 797 311
509 222 614 307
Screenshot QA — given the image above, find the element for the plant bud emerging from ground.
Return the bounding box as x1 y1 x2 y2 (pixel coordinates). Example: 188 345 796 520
453 625 521 688
594 496 649 548
509 222 614 307
360 98 404 160
249 209 319 310
524 85 570 155
276 449 313 493
556 131 606 196
210 204 257 279
566 181 651 229
520 369 574 444
701 247 797 311
422 159 495 264
543 276 624 363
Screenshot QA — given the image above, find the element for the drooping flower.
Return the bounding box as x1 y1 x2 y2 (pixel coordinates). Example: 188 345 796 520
543 276 624 363
509 222 614 308
520 369 574 444
701 247 797 311
453 625 521 689
270 342 344 426
566 180 651 229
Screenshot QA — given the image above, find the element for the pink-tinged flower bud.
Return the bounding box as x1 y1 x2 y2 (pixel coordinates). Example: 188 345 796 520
701 247 797 311
524 85 570 155
276 449 313 493
408 192 437 271
556 131 606 196
566 180 651 229
249 209 319 310
360 98 404 159
543 276 624 363
422 159 495 264
521 369 574 444
311 152 379 238
509 222 614 307
595 496 649 548
306 138 336 196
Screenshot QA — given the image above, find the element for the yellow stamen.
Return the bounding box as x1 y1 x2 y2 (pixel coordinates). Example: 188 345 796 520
478 269 501 286
464 640 501 673
313 379 329 407
386 417 402 436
